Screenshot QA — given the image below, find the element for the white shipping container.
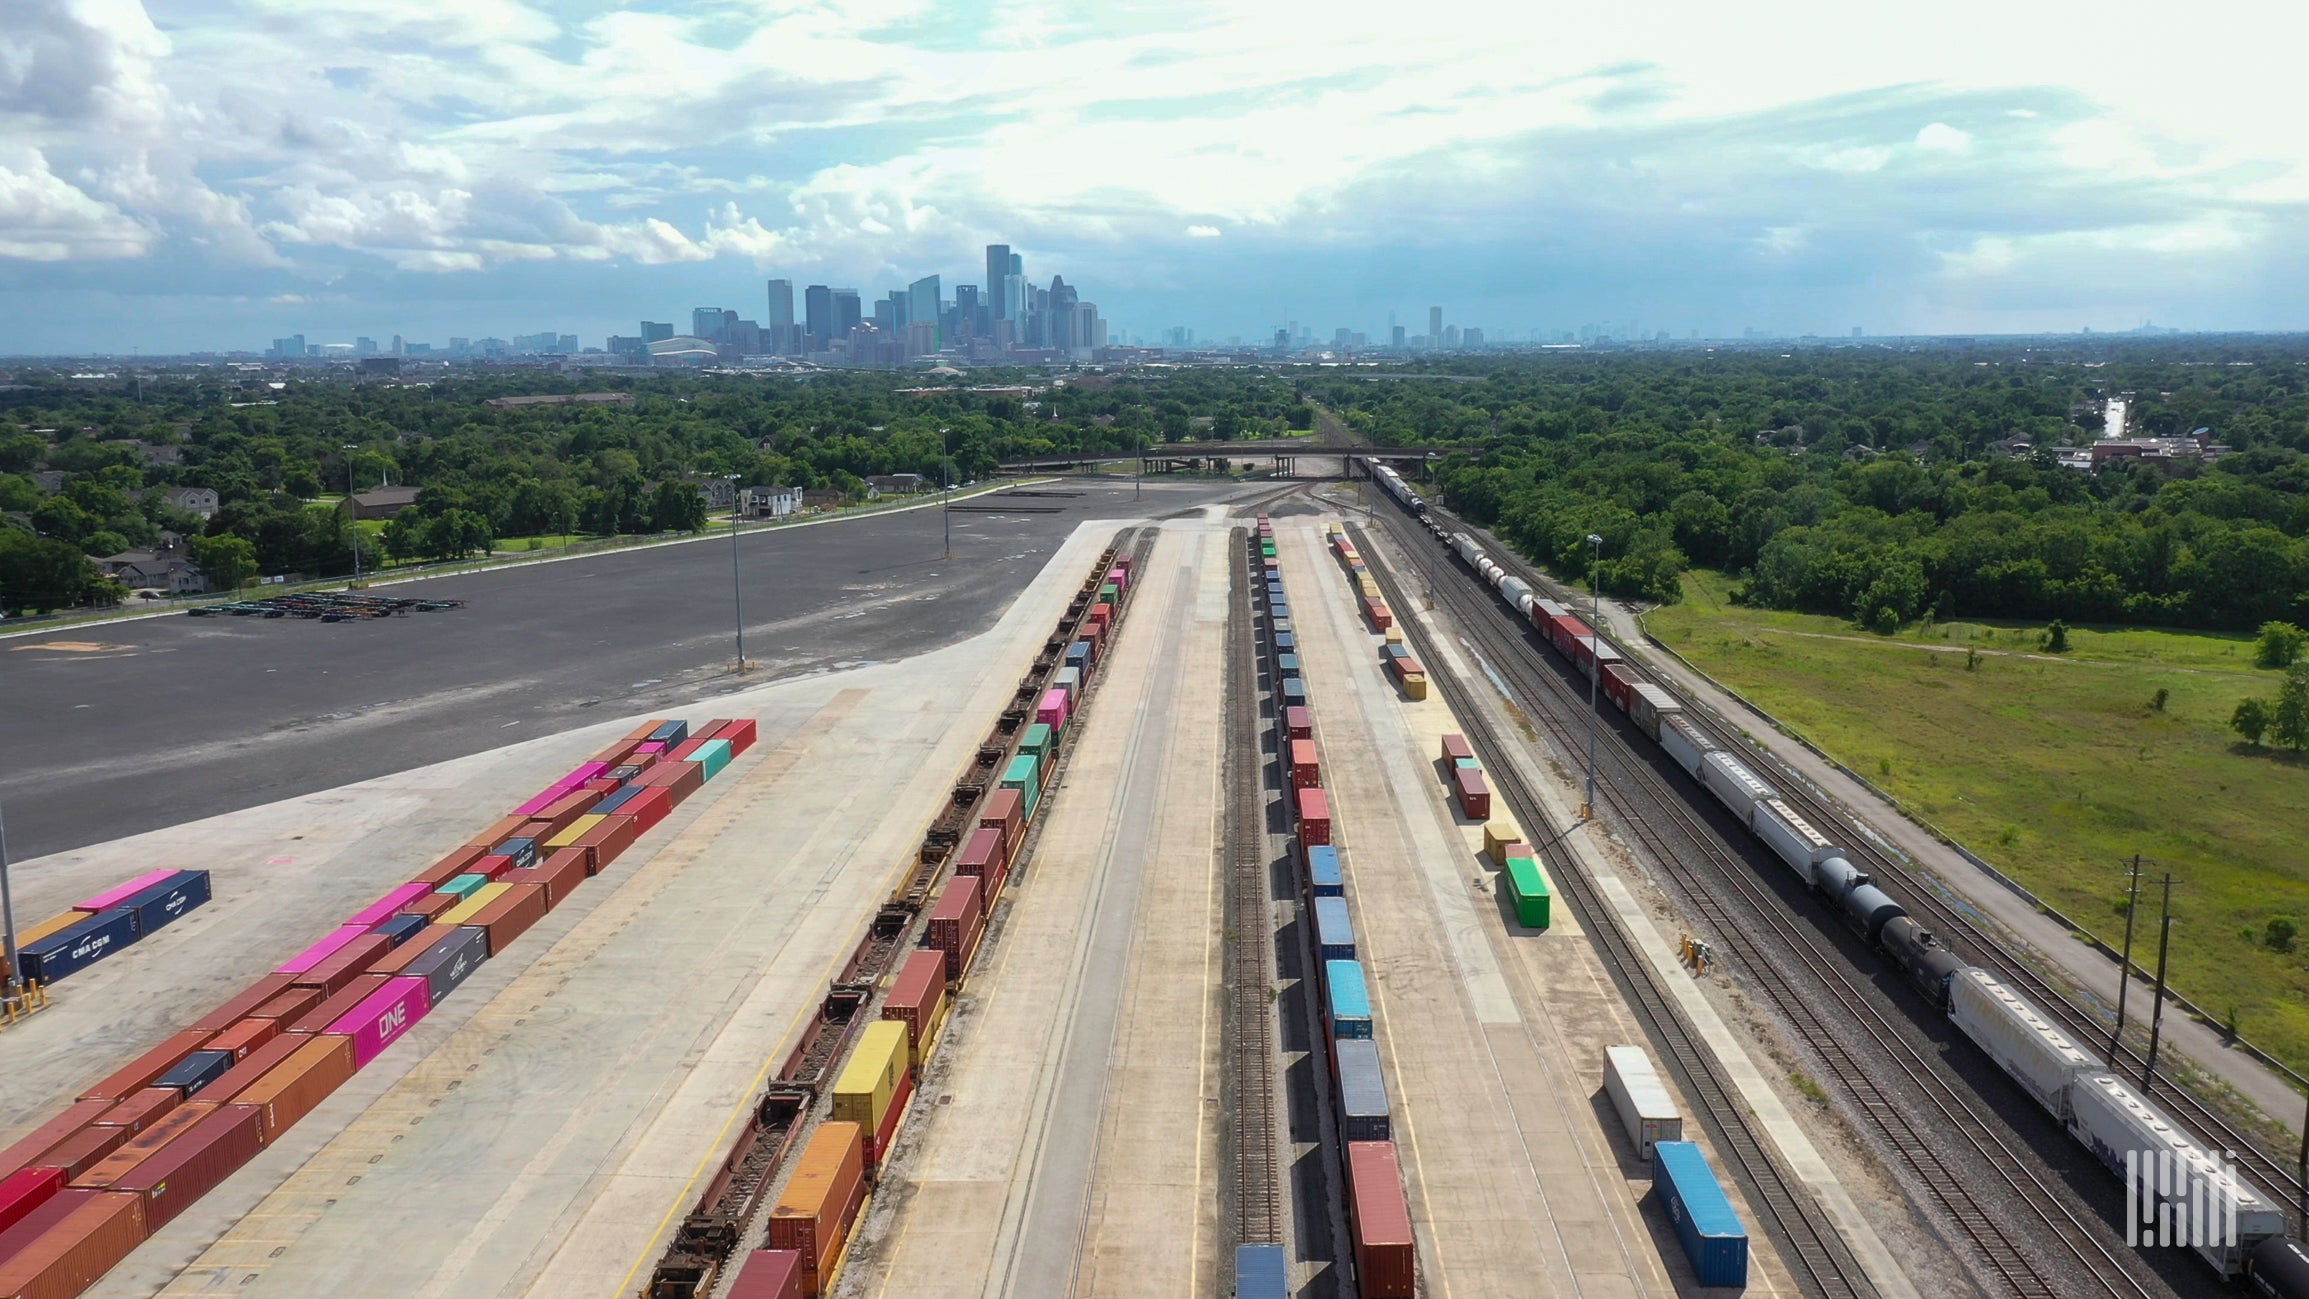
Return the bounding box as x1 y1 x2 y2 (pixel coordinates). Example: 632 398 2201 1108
1630 683 1682 741
1950 969 2092 1118
2067 1072 2284 1274
1660 716 1716 777
1749 798 1841 884
1699 751 1780 817
1604 1045 1683 1158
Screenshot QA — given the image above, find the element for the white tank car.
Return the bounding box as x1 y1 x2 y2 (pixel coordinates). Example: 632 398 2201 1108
1749 798 1841 886
1949 968 2093 1119
1699 751 1780 817
2067 1071 2284 1275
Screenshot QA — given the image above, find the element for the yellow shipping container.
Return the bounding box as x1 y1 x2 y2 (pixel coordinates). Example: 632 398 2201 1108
544 813 605 851
1384 626 1404 646
1357 577 1381 598
831 1021 909 1133
1483 821 1526 864
1402 673 1429 700
437 881 510 926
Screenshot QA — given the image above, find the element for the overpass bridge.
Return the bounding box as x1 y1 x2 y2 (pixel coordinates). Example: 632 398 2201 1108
998 441 1459 479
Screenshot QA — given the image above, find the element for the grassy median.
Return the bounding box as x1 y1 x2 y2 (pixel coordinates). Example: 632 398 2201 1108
1647 569 2309 1076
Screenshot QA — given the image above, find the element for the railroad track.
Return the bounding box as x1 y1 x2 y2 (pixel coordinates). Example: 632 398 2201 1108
1423 501 2307 1233
1224 526 1285 1250
1352 514 2164 1299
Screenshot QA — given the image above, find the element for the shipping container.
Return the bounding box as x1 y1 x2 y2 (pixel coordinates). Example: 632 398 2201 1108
0 1166 63 1237
437 881 510 928
152 1050 235 1098
493 836 540 871
478 847 524 878
327 976 430 1069
504 848 588 908
622 785 675 832
235 1035 355 1143
372 913 431 949
1948 969 2092 1117
1288 739 1321 790
718 717 759 756
18 908 139 984
1324 960 1372 1039
78 1028 212 1103
955 826 1006 882
289 934 390 995
191 973 300 1033
1658 715 1715 777
1546 613 1589 657
591 786 643 816
74 869 178 914
1 914 91 980
113 870 211 936
249 986 324 1024
278 924 371 976
1629 683 1682 741
394 926 490 1007
768 1121 867 1292
1284 706 1313 740
979 789 1024 849
1440 733 1474 764
1295 787 1331 845
1452 767 1491 820
1019 722 1052 762
1279 676 1306 708
926 877 985 981
1233 1243 1287 1299
1346 1141 1415 1298
71 1102 213 1188
1604 1045 1682 1158
1503 856 1551 928
113 1104 262 1227
0 1101 113 1183
882 950 950 1068
466 815 531 851
833 1022 913 1168
573 813 641 873
437 873 488 900
467 883 548 956
725 1249 805 1299
196 1035 306 1107
285 974 390 1036
543 814 604 853
1313 896 1356 962
0 1189 148 1299
1651 1141 1749 1286
1480 822 1518 863
1273 631 1295 655
347 882 433 930
1333 1039 1391 1142
646 719 689 747
1364 598 1393 632
1600 661 1640 713
1303 843 1343 898
92 1089 179 1137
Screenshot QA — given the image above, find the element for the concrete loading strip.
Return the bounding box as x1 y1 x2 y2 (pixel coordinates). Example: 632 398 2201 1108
616 529 1157 1299
1339 516 1921 1299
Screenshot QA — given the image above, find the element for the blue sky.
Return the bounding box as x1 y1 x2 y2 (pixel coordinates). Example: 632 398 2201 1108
2 0 2304 353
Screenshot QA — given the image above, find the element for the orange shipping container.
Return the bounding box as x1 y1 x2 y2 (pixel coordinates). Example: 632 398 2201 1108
205 1017 280 1062
285 975 389 1035
0 1100 114 1182
465 815 530 851
91 1089 179 1137
234 1035 355 1143
467 883 549 955
767 1121 866 1291
191 973 300 1033
0 1188 148 1299
249 986 324 1023
404 890 461 921
198 1035 308 1106
572 814 640 873
414 844 488 887
77 1029 212 1103
70 1102 214 1189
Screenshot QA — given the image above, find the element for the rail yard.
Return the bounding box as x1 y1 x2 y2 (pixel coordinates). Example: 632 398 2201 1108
3 478 2306 1299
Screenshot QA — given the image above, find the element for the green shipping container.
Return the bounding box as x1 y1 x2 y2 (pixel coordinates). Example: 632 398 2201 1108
439 872 488 898
1504 856 1551 928
1001 753 1039 791
1098 583 1119 603
692 738 732 780
1453 756 1483 771
1021 723 1052 761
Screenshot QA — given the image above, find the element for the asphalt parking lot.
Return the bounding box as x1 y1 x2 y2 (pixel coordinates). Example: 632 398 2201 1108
0 477 1254 859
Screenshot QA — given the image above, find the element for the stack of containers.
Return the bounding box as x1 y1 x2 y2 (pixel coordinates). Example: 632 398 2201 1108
1254 519 1416 1299
0 716 750 1292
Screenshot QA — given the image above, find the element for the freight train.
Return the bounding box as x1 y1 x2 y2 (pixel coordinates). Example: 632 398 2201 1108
1358 458 2305 1291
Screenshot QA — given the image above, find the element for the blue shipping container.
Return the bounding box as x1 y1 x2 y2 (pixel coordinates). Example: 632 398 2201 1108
17 907 139 984
1651 1141 1749 1286
1332 1037 1392 1142
1313 896 1356 962
1275 653 1301 679
646 719 688 746
494 836 539 870
593 786 643 814
1304 843 1344 897
117 869 212 935
1325 960 1372 1039
154 1049 235 1098
374 913 431 947
1280 678 1306 706
1233 1244 1287 1299
1273 632 1297 655
1269 617 1294 637
403 926 491 1007
1269 602 1290 621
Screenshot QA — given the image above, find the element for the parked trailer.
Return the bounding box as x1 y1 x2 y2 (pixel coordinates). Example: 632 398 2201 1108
1651 1141 1749 1286
1604 1045 1683 1158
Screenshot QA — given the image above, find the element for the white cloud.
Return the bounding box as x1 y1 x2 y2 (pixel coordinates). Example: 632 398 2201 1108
0 146 149 260
1915 122 1972 153
1186 224 1221 237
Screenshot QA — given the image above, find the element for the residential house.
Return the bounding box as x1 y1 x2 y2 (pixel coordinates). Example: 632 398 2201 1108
742 486 802 519
693 477 739 512
161 485 219 518
347 484 423 520
137 442 184 467
99 549 205 595
801 488 847 509
863 473 932 496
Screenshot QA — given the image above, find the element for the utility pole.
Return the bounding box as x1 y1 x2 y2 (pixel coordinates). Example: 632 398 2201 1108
1583 532 1603 820
1 802 20 1001
2142 873 2174 1092
724 475 745 673
2110 854 2143 1067
2296 1090 2307 1240
940 428 954 560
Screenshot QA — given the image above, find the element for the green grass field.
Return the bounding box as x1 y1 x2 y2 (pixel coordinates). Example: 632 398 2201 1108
1647 570 2309 1074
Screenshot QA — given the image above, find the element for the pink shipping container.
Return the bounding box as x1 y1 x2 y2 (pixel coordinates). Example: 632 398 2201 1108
1035 690 1069 729
725 1249 804 1299
0 1166 63 1236
74 869 178 914
635 741 666 756
347 882 432 929
326 976 431 1069
512 785 571 817
276 924 370 975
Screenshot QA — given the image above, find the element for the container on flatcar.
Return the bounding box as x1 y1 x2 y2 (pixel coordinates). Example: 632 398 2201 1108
1324 960 1372 1039
1332 1039 1392 1142
1313 896 1355 962
1345 1141 1414 1298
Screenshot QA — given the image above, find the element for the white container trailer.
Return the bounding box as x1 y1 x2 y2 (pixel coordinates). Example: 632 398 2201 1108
1660 716 1716 777
2066 1071 2284 1275
1604 1045 1683 1158
1629 683 1682 741
1699 751 1780 818
1949 968 2092 1118
1750 798 1842 885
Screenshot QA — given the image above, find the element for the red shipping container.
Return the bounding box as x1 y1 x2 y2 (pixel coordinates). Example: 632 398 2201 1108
289 934 390 995
624 785 675 832
582 777 620 794
515 818 558 845
78 1028 212 1102
468 854 517 881
234 1036 354 1143
112 1104 261 1228
414 843 488 887
926 877 985 981
91 1090 179 1137
0 1166 63 1237
588 736 643 767
286 974 390 1035
505 848 588 908
0 1188 148 1299
574 814 640 873
404 890 462 921
205 1018 279 1062
71 1102 213 1189
1364 598 1393 632
1285 705 1313 740
1547 613 1590 658
1601 661 1639 713
0 1101 114 1183
1454 767 1491 819
250 986 325 1023
468 883 549 956
24 1127 128 1182
882 950 949 1067
724 1249 804 1299
719 717 758 755
191 973 300 1033
1347 1141 1416 1298
198 1034 308 1107
1296 788 1332 846
638 761 705 802
767 1121 866 1292
465 815 530 851
954 826 1005 879
1289 739 1322 791
864 1069 915 1172
978 789 1024 850
1440 733 1474 764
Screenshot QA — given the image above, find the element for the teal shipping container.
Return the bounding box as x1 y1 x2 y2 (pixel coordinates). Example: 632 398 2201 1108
1021 723 1052 761
439 873 488 898
692 738 733 780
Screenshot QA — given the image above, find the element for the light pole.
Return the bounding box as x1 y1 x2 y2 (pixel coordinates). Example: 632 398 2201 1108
724 475 746 673
1 802 20 1000
940 427 954 560
1584 532 1603 821
344 444 362 585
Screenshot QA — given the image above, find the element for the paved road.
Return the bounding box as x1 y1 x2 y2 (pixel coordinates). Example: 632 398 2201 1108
0 479 1249 860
